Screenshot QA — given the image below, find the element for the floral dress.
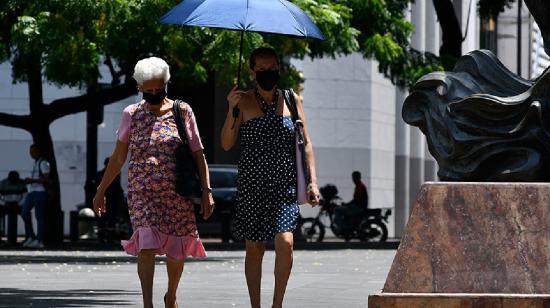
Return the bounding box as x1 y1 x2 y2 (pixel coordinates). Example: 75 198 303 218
116 100 206 259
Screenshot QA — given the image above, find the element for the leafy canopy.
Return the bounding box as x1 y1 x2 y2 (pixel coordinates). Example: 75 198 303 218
1 0 358 89
2 0 514 91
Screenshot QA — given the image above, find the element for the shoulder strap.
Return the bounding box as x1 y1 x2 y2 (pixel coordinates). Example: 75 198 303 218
283 89 300 124
284 89 311 185
172 100 189 145
284 89 305 145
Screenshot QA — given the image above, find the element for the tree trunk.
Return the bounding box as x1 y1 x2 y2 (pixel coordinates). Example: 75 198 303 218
432 0 463 70
27 56 64 244
30 125 64 243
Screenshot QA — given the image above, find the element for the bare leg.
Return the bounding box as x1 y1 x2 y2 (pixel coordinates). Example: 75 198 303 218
165 256 184 308
273 232 294 308
138 249 157 308
245 240 266 308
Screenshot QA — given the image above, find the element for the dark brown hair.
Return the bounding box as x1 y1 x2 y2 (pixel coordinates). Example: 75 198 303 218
249 47 279 70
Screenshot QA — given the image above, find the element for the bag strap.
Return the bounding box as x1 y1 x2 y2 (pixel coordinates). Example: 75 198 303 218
284 89 299 123
284 89 311 184
172 100 189 145
284 89 306 144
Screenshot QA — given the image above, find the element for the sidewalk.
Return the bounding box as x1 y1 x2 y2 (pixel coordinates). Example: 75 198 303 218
0 236 400 252
0 248 396 307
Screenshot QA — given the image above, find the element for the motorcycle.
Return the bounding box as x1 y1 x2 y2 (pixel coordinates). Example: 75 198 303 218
297 184 391 242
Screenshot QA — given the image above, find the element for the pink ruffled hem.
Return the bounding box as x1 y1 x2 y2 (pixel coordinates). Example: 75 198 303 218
121 227 207 260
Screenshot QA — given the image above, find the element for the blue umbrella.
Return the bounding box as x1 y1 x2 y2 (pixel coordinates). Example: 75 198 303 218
160 0 325 85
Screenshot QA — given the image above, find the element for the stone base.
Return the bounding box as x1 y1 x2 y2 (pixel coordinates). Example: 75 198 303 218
368 182 550 307
384 182 550 294
369 293 550 308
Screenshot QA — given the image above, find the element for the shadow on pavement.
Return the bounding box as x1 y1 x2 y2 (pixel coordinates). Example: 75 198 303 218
0 288 138 307
0 255 243 265
1 238 400 252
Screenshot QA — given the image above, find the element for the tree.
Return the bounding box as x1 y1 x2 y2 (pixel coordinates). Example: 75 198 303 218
432 0 462 70
342 0 443 87
1 1 140 243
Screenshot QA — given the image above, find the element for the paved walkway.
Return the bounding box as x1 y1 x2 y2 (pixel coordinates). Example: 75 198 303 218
0 248 396 307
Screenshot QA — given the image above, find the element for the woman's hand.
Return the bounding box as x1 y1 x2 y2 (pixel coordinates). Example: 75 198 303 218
200 189 215 219
222 86 246 151
93 191 107 217
226 85 245 110
307 183 320 207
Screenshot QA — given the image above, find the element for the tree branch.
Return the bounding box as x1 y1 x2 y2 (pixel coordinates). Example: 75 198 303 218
104 55 124 86
47 82 136 122
433 0 462 59
0 112 31 130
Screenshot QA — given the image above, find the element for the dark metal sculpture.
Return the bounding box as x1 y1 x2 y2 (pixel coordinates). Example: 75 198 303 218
403 1 550 181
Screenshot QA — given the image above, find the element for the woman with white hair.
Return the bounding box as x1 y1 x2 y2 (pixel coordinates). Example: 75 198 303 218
93 56 214 308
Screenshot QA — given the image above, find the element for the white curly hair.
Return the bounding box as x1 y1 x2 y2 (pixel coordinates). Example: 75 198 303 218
132 57 171 85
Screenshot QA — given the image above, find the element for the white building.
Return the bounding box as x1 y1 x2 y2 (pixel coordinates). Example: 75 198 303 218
0 1 540 238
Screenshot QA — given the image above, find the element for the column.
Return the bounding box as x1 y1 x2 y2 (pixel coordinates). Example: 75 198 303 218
394 87 410 237
423 0 440 182
409 1 426 210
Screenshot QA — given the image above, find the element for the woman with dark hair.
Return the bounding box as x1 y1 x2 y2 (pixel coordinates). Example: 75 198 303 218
221 47 320 308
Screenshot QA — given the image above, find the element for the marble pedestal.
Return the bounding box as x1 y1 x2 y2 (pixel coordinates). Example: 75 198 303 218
369 182 550 307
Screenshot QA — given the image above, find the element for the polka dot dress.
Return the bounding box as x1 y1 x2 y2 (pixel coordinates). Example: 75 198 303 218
235 93 299 241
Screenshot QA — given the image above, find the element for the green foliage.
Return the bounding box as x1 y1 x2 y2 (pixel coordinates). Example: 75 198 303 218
1 0 361 89
7 0 103 86
290 0 359 58
1 0 458 91
346 0 440 87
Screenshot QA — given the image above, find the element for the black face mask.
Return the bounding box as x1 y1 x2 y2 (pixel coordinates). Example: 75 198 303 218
142 89 167 105
255 70 279 91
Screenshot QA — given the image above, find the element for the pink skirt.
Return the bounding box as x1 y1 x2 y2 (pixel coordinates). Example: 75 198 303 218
121 226 206 260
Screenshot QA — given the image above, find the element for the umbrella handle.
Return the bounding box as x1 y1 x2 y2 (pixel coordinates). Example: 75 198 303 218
236 31 244 87
231 105 240 129
232 31 244 126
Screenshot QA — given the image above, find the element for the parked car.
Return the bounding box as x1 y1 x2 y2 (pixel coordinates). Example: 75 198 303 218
77 165 240 243
194 164 239 242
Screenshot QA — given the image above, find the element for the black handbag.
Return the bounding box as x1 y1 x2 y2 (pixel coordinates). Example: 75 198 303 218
172 100 202 199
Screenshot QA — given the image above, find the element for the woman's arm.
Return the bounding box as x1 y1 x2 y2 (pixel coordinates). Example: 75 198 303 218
192 150 210 190
182 102 215 219
97 141 128 194
296 94 320 206
192 150 214 219
221 86 244 151
93 141 128 216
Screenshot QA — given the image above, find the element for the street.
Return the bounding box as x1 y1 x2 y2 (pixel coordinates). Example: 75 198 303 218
0 248 395 307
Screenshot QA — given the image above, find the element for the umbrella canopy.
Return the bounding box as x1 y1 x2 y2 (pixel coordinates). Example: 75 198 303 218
160 0 325 85
160 0 325 40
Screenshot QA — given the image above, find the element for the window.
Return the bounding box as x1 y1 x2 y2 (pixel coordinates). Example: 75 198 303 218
210 170 237 188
